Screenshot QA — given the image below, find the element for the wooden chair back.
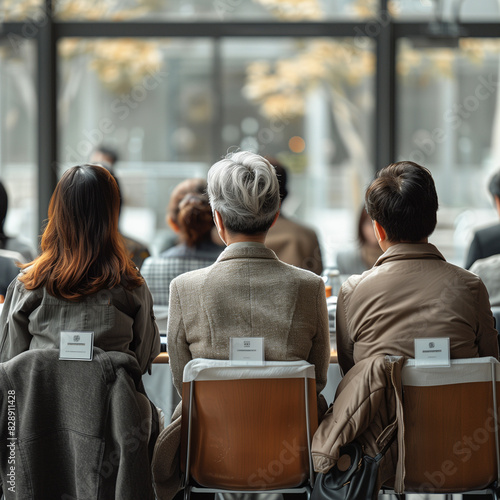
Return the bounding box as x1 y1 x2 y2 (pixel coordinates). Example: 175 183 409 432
180 359 318 491
402 357 500 493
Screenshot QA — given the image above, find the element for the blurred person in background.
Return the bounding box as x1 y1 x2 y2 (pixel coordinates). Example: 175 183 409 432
335 206 383 275
470 254 500 307
0 164 160 373
141 178 222 306
264 156 323 275
90 145 151 269
0 180 37 263
465 169 500 269
0 256 19 297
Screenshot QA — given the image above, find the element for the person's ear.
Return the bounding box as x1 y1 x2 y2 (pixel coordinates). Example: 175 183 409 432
495 195 500 217
213 210 227 246
373 220 387 245
167 215 180 233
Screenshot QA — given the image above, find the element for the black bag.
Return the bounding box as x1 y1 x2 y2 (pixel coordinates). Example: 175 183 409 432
311 436 395 500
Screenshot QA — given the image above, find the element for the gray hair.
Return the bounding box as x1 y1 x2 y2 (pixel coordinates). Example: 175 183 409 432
207 151 280 235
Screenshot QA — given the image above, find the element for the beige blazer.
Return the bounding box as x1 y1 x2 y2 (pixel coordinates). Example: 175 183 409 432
167 241 330 396
154 243 330 499
336 243 499 374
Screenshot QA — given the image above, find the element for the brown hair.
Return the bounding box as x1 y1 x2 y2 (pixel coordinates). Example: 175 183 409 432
167 178 207 227
20 164 143 301
177 193 214 247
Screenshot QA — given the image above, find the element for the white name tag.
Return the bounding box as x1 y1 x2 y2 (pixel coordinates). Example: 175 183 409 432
414 337 450 367
230 337 264 364
59 331 94 361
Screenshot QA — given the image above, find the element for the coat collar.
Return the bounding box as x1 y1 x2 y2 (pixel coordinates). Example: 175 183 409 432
216 242 278 263
374 242 446 267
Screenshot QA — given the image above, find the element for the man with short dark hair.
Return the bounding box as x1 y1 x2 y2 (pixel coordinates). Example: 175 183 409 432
465 170 500 269
336 161 498 375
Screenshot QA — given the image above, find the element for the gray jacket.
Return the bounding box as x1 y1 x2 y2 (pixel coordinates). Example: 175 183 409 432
0 348 156 499
0 276 160 373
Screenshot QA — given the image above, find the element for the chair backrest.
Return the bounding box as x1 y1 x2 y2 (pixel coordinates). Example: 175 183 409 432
402 357 500 493
180 359 318 491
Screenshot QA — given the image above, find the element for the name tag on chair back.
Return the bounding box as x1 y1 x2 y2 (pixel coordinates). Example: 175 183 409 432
414 337 450 367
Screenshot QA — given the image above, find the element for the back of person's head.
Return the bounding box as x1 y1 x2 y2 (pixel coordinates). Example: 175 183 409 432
91 145 119 167
177 193 214 247
357 206 378 247
365 161 438 242
0 181 8 240
488 170 500 200
265 156 288 202
20 164 142 300
167 178 207 228
207 151 280 235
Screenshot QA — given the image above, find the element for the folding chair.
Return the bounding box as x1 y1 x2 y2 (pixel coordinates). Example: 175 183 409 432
180 359 318 500
383 357 500 499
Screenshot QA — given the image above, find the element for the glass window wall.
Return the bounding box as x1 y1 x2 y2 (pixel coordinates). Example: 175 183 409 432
0 40 38 250
397 38 500 264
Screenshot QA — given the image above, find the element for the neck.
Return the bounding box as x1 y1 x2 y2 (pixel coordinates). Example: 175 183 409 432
382 238 428 251
225 232 267 246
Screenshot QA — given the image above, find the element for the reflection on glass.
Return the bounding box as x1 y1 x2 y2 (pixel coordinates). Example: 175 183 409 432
397 38 500 263
0 41 38 249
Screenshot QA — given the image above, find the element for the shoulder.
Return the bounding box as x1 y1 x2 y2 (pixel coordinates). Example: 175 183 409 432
336 248 365 275
170 261 216 288
446 259 488 291
272 216 319 239
141 255 172 274
473 223 500 243
470 254 500 276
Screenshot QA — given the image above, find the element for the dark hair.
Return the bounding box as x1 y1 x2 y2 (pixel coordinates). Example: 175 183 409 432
357 206 372 246
20 164 143 301
365 161 438 242
177 193 214 247
94 145 119 166
488 171 500 199
0 181 8 244
265 156 288 201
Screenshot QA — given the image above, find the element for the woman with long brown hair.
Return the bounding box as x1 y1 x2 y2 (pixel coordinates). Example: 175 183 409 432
0 164 160 373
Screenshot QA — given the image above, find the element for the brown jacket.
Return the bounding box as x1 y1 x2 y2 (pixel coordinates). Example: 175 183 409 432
336 243 499 375
312 355 405 493
265 215 323 275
